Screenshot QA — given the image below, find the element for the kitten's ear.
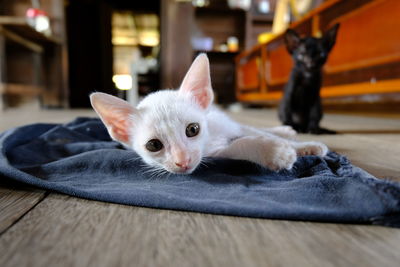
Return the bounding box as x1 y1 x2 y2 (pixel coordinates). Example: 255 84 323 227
90 92 136 144
322 23 340 52
284 29 301 54
179 53 214 110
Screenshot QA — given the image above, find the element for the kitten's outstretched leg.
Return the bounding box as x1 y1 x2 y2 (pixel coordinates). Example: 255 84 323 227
211 133 328 171
291 141 328 157
241 125 297 140
257 126 328 157
263 126 297 140
213 136 297 171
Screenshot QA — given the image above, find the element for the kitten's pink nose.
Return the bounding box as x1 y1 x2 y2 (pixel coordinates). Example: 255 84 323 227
175 159 191 170
173 149 191 170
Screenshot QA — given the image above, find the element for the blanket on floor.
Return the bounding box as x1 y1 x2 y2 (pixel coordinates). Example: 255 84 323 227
1 118 399 227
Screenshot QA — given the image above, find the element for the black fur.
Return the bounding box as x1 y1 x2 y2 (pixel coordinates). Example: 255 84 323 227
278 24 339 134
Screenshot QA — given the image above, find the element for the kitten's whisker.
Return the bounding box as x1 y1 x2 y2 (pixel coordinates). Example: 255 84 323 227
140 164 170 182
199 157 212 169
123 157 143 166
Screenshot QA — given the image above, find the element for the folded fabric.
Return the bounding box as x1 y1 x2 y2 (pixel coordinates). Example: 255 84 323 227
1 118 399 227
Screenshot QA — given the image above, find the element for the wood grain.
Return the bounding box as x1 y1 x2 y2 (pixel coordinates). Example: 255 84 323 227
229 109 400 180
0 26 43 53
0 16 61 45
236 0 400 104
326 0 400 73
0 194 400 267
0 181 46 234
0 83 42 95
0 107 399 267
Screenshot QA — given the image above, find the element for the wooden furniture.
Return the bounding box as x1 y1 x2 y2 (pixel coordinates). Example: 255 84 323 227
193 2 245 103
160 0 194 91
235 0 400 104
0 16 59 109
160 0 277 104
0 0 68 109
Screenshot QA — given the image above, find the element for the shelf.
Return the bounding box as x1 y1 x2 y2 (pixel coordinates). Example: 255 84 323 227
251 13 274 23
0 16 62 48
0 83 42 96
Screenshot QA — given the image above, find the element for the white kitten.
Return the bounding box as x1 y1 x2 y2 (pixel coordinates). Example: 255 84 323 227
90 54 328 174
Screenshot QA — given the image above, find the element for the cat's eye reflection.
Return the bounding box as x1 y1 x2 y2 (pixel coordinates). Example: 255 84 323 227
145 139 163 152
186 123 200 137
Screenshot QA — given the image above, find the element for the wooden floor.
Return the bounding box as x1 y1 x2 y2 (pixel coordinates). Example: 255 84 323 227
1 103 400 267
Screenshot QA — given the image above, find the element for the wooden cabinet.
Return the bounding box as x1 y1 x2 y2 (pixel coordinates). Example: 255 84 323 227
161 0 277 104
193 2 245 103
244 0 276 49
192 0 278 104
0 0 68 109
236 0 400 104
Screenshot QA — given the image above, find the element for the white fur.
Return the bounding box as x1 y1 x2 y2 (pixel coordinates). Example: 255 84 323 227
129 90 209 174
90 54 328 174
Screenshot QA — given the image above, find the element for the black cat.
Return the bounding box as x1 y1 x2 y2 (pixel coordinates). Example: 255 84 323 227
278 24 339 134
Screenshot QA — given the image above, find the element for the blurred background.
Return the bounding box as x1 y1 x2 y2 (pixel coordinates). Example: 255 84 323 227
0 0 399 113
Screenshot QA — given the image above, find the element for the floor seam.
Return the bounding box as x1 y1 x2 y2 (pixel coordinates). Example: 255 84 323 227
0 191 50 236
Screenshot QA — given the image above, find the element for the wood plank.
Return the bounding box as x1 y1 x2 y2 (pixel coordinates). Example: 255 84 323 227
326 0 400 73
237 78 400 102
267 40 292 85
0 16 61 45
237 55 260 89
237 91 282 102
0 25 43 53
0 16 26 25
0 194 399 267
0 103 95 132
229 110 400 180
311 114 400 180
235 0 400 104
320 79 400 97
0 106 399 266
0 83 42 95
299 134 400 181
0 181 46 234
160 0 194 89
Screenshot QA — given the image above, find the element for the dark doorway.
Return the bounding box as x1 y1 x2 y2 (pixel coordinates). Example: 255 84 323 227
66 0 160 108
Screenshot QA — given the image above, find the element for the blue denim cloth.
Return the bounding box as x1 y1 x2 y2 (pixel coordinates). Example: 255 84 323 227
1 117 399 227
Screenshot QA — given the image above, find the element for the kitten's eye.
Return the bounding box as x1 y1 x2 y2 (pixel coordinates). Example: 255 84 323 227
186 123 200 137
145 139 163 152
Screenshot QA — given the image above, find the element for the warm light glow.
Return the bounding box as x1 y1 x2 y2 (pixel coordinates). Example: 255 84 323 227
112 36 138 46
35 16 50 32
113 75 132 90
139 31 159 47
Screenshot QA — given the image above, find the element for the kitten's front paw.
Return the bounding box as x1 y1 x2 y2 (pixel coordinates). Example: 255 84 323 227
278 125 297 136
296 141 328 157
266 126 297 139
262 140 297 171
